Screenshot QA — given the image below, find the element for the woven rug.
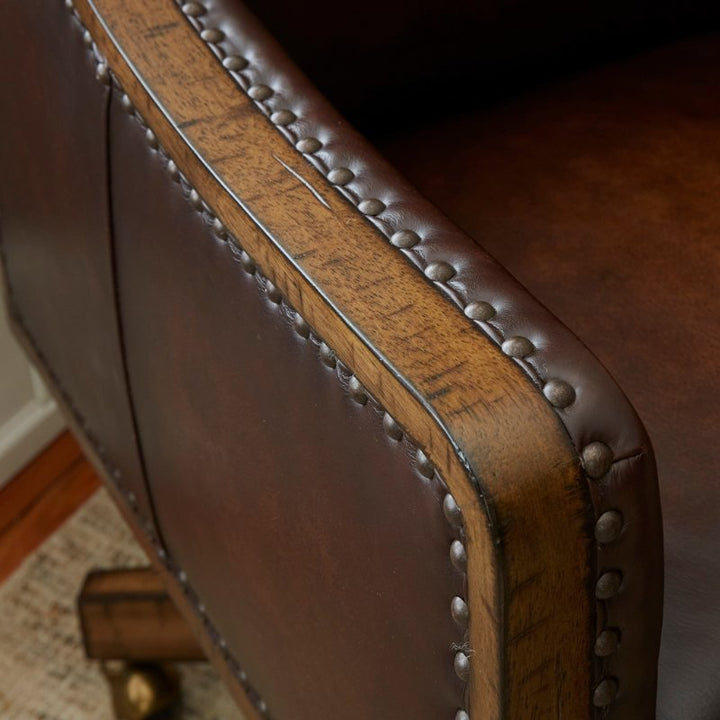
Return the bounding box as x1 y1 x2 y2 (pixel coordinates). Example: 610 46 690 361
0 488 244 720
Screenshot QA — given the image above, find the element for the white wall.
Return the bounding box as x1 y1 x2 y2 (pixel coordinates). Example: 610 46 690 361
0 293 64 486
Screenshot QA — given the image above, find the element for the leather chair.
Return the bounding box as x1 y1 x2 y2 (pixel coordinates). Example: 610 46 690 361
1 1 718 718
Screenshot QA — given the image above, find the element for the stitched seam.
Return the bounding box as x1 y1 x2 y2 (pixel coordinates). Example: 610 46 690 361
103 61 167 548
35 5 475 718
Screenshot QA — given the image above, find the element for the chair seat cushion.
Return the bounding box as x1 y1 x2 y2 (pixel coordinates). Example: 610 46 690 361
382 33 720 720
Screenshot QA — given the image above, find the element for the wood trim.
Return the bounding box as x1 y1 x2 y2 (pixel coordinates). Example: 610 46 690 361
0 431 100 583
79 567 205 661
66 2 591 717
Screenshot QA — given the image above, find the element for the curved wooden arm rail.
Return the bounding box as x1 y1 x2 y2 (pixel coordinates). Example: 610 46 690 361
0 0 665 718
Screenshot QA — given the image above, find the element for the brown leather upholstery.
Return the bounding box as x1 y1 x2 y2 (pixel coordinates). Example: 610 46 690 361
1 0 716 718
107 92 466 719
172 3 666 715
0 0 156 534
383 33 720 720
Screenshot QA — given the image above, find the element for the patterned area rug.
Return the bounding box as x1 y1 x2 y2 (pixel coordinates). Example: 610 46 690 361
0 488 244 720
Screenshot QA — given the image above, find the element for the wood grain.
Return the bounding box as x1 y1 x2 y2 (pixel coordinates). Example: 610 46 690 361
79 567 205 661
0 431 100 583
69 2 593 717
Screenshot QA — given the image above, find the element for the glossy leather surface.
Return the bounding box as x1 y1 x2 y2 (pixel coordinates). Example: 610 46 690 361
186 3 666 715
0 0 689 717
383 34 720 720
0 0 154 532
108 91 466 720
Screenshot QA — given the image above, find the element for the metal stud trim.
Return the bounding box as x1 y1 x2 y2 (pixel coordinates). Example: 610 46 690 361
542 378 576 408
382 412 403 441
222 55 248 71
595 510 623 544
442 493 463 528
593 678 619 707
595 570 623 600
358 198 386 216
390 229 420 248
296 137 322 154
425 261 456 283
501 335 534 359
327 167 354 185
92 2 638 711
200 27 224 43
450 539 468 572
594 629 620 657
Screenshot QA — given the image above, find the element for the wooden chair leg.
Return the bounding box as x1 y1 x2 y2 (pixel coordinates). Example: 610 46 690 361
78 567 205 720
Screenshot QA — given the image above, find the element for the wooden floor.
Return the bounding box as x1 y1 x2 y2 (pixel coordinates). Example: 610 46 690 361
0 431 100 583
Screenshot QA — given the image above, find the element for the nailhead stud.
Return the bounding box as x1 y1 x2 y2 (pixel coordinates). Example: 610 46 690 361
582 441 614 479
293 314 310 339
425 261 456 282
121 93 134 113
455 712 470 720
167 159 179 181
501 336 534 359
200 28 224 43
327 167 354 185
319 342 336 368
265 280 282 304
464 301 495 321
595 510 623 544
454 652 470 681
543 379 576 408
450 540 468 572
178 570 188 584
416 449 435 479
145 128 158 150
595 571 622 600
296 137 322 154
390 230 420 248
95 63 110 85
593 678 619 707
222 55 248 71
451 596 469 628
383 413 403 441
442 494 463 528
181 2 206 16
348 376 368 405
595 629 619 657
358 198 385 216
239 250 255 274
189 189 202 209
271 109 296 126
212 217 227 240
248 84 273 101
83 29 93 47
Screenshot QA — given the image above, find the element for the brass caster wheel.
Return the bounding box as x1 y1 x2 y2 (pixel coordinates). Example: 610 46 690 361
102 660 182 720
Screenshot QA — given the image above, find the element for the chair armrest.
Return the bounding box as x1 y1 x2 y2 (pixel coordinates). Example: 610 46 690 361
3 1 663 718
